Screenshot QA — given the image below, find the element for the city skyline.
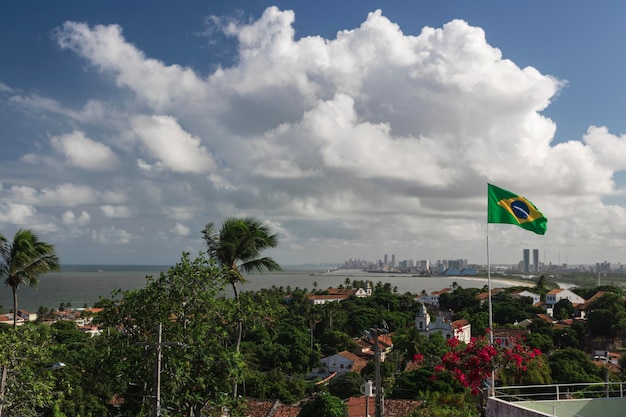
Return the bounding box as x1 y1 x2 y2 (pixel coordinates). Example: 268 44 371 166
2 2 626 266
341 248 623 272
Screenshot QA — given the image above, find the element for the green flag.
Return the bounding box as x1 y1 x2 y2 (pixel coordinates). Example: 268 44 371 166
487 184 547 235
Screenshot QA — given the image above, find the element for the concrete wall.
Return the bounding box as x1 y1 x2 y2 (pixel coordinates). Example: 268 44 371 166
487 398 552 417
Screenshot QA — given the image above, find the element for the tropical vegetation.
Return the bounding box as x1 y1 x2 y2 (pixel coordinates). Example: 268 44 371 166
0 222 624 416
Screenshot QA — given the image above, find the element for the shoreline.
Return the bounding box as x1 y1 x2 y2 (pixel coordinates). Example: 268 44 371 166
317 269 533 288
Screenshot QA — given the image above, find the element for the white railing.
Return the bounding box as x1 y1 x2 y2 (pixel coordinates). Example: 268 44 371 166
494 381 625 402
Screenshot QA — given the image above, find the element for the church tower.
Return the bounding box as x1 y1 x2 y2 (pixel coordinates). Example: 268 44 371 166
415 303 430 332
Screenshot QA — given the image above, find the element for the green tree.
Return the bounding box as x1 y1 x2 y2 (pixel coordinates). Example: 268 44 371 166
298 392 346 417
244 369 308 404
548 348 602 383
202 218 282 341
0 229 60 328
0 325 61 416
96 253 245 417
586 292 626 337
553 299 574 320
392 366 463 398
318 329 357 356
439 287 482 316
327 371 363 399
408 392 480 417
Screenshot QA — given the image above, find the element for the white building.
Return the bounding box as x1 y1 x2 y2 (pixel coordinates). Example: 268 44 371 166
415 303 471 343
545 288 585 306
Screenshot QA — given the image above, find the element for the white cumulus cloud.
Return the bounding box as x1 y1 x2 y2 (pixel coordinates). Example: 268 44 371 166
171 222 190 236
51 130 119 170
100 205 132 218
62 210 91 226
2 7 625 265
131 115 217 174
91 226 133 244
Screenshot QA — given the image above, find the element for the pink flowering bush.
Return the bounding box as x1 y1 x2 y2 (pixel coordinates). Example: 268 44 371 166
434 333 542 395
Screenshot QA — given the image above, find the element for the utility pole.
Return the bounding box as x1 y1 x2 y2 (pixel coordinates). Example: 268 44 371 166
141 323 184 417
368 322 389 417
153 323 162 417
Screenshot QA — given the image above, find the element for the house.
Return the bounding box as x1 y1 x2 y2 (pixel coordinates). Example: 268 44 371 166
535 313 555 324
576 291 608 319
511 290 541 305
415 303 471 343
79 325 102 337
545 288 585 307
416 288 451 306
306 284 371 305
17 310 37 322
514 318 533 328
0 313 25 326
306 294 350 305
492 328 530 347
476 288 504 305
345 397 421 417
318 350 368 377
241 399 300 417
355 333 393 360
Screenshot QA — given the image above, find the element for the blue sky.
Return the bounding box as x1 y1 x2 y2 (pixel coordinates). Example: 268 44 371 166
1 1 626 267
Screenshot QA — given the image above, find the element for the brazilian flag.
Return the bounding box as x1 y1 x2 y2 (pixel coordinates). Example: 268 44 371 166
487 184 547 235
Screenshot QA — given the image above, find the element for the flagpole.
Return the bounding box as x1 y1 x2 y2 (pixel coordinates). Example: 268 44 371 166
486 234 493 344
486 231 495 398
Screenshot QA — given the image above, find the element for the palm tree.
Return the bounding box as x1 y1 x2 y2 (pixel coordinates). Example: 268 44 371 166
0 229 60 328
202 217 282 397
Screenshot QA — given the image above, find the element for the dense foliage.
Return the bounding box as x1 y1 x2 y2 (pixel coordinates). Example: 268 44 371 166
0 248 624 415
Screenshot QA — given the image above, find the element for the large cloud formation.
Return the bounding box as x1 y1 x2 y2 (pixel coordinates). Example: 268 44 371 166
2 7 625 265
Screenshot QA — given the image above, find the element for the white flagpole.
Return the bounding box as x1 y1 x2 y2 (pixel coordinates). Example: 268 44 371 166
487 231 495 398
486 234 493 344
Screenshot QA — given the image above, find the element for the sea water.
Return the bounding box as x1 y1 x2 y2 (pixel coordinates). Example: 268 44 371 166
0 266 529 313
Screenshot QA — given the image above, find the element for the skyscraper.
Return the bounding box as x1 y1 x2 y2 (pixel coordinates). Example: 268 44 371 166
523 249 530 273
533 249 539 272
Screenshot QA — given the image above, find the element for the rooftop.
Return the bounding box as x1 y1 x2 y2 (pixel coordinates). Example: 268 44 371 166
489 382 626 417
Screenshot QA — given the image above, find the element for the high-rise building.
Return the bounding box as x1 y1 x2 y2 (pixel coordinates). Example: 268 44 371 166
391 254 396 268
523 249 530 273
417 260 430 272
384 254 388 267
533 249 539 272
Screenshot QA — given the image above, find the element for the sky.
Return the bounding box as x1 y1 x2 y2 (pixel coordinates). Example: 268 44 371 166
1 1 626 267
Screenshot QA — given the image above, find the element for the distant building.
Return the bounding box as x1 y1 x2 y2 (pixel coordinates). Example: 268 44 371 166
545 288 585 317
416 288 451 306
511 290 541 305
545 288 585 307
523 249 530 272
17 310 37 322
306 284 372 305
318 351 368 377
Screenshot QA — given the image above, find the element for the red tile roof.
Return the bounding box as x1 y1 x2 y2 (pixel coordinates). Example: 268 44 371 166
346 397 422 417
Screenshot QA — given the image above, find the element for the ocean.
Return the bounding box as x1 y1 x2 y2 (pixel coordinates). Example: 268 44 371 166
0 265 530 313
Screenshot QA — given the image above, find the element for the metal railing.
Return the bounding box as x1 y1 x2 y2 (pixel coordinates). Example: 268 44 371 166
494 381 625 402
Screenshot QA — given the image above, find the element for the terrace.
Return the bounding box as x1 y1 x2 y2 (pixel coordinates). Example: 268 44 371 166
488 382 626 417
